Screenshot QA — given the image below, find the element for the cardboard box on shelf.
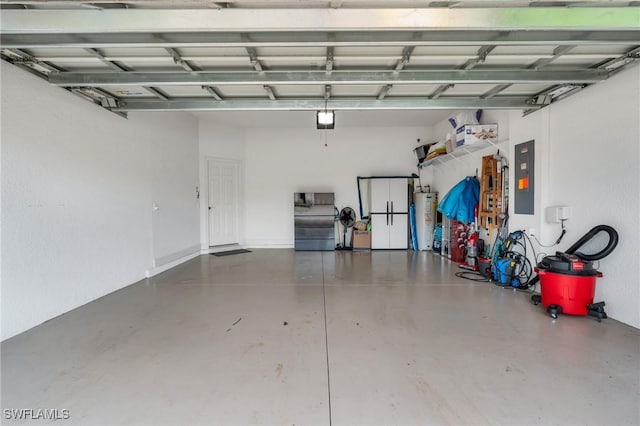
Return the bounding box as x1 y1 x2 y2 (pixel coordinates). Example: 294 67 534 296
455 124 498 147
445 139 455 154
352 230 371 250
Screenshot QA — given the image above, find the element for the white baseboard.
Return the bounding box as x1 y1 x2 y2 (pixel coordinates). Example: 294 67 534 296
244 241 294 249
146 245 201 277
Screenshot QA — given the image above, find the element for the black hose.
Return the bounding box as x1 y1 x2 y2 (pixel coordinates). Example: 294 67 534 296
527 224 618 288
566 225 619 261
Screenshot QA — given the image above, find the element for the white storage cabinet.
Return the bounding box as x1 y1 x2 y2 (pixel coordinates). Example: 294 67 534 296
370 178 409 249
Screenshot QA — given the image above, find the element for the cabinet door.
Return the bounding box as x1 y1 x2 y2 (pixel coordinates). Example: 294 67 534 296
388 178 408 213
370 179 390 213
370 214 390 249
389 214 408 249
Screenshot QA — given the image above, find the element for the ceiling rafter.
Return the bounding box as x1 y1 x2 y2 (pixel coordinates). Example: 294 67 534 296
24 53 632 63
431 44 495 98
201 85 223 100
1 48 63 76
144 86 170 100
598 45 640 71
2 8 638 33
84 48 130 71
246 47 264 72
3 31 638 49
113 97 541 112
526 44 640 111
1 5 638 115
394 46 415 72
325 47 334 73
47 69 609 87
376 84 393 100
165 47 200 72
263 85 277 100
324 84 332 100
0 0 634 6
482 44 577 99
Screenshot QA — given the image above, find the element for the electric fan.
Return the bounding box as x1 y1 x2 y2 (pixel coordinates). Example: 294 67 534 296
338 207 357 250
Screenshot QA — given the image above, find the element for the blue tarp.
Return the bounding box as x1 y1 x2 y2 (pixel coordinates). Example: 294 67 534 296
437 176 480 223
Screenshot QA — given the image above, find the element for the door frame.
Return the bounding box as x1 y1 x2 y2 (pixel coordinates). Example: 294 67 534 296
206 157 241 247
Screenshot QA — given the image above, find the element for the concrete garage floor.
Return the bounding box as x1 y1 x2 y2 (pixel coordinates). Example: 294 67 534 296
2 250 639 425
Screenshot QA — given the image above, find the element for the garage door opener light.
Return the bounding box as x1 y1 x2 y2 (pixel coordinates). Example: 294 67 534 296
317 101 335 129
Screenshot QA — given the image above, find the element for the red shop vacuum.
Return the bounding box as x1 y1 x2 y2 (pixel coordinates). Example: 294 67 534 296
530 225 619 321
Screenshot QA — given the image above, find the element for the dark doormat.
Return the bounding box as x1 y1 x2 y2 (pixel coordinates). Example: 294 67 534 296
211 249 252 257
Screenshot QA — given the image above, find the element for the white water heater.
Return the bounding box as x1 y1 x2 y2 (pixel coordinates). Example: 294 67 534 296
414 191 438 251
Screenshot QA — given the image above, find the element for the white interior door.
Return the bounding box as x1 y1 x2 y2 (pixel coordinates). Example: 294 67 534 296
208 159 239 246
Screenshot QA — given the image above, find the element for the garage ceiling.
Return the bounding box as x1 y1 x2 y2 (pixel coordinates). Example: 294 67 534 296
1 1 639 118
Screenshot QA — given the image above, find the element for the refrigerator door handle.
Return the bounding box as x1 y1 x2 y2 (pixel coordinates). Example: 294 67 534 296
391 201 394 225
386 201 389 225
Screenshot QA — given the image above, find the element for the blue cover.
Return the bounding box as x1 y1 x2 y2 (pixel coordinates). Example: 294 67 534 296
409 203 418 250
437 176 480 223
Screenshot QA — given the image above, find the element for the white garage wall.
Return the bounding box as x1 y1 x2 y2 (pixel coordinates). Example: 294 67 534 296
1 64 200 340
530 65 639 329
424 66 640 328
150 117 200 266
242 126 429 247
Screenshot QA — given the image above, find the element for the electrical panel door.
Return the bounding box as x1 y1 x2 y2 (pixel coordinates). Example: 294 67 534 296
515 140 535 214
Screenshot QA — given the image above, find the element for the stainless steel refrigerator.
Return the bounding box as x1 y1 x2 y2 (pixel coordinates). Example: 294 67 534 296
294 192 335 251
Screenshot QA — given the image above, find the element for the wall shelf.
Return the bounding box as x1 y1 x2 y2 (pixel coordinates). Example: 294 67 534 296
417 139 507 168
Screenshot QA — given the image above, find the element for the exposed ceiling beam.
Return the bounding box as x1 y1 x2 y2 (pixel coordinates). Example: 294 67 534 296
526 44 640 108
246 47 263 72
1 48 63 74
481 44 576 99
0 0 631 5
394 46 415 71
481 84 512 99
376 84 393 100
144 86 170 100
325 47 334 73
2 8 638 34
598 45 640 71
84 48 130 71
324 84 332 100
201 85 223 100
113 97 540 112
48 69 609 87
429 83 454 99
263 85 276 100
83 47 170 107
3 31 638 49
462 45 495 70
26 53 628 63
431 44 494 98
529 44 577 70
165 47 199 72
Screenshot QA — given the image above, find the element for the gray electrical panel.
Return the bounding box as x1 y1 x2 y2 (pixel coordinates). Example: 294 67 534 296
514 140 535 214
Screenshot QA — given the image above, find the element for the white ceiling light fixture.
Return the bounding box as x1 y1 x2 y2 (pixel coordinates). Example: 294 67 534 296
317 98 335 130
317 110 335 130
